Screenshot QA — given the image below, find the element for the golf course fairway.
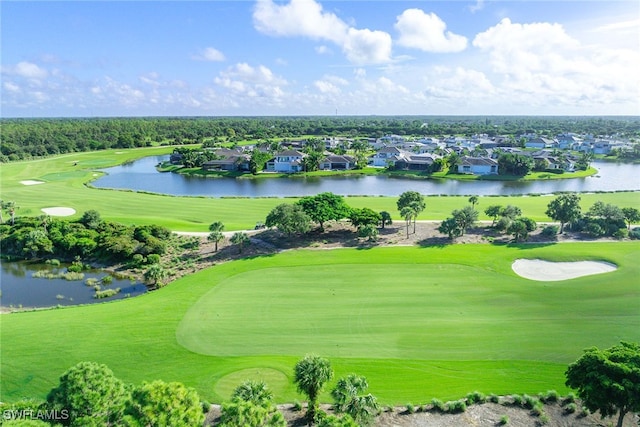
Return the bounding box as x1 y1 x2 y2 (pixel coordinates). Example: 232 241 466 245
2 242 639 404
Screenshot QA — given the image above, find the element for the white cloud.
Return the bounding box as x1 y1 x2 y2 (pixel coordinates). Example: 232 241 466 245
3 82 21 93
468 0 485 14
213 63 289 106
343 28 393 64
395 9 467 53
472 18 640 110
2 61 49 79
424 67 495 99
253 0 347 44
192 47 226 62
253 0 392 64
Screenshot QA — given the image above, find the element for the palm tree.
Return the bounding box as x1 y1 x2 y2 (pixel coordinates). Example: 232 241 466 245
143 264 169 288
230 232 249 254
232 380 273 408
208 221 225 252
294 355 333 422
468 195 479 208
400 206 415 239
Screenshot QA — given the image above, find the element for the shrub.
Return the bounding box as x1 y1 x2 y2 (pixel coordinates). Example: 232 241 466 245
499 415 509 425
522 394 538 409
563 403 577 414
85 277 99 286
446 400 466 414
101 275 113 285
541 225 558 237
67 263 83 273
511 394 523 406
488 393 500 403
146 253 161 264
531 401 545 417
629 227 640 239
578 406 590 418
562 393 576 405
538 414 550 425
466 391 485 405
539 390 558 403
62 272 84 281
46 258 61 266
613 228 628 239
405 403 415 413
292 400 303 411
130 253 145 267
430 398 445 412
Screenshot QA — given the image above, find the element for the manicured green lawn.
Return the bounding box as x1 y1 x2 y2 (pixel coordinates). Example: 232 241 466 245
2 148 639 231
2 243 638 404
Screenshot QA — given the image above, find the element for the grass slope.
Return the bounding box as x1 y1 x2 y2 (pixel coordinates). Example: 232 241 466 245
2 243 639 404
2 148 639 231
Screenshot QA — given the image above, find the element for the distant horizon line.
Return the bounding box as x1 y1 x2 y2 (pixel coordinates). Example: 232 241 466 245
2 114 639 120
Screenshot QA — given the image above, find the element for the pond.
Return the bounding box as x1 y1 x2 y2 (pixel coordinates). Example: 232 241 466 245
0 260 146 309
92 156 640 197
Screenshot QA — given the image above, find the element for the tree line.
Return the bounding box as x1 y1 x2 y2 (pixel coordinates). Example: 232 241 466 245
2 116 639 162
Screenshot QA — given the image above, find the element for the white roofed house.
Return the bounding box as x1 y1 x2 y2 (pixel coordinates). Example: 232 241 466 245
265 149 305 173
457 156 499 175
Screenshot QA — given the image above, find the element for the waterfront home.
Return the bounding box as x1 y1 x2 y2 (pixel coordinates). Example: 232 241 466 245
265 150 305 173
457 156 499 175
369 147 404 167
201 148 250 171
319 155 356 170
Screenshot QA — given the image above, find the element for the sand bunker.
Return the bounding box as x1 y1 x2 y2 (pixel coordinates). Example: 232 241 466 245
41 207 76 217
20 180 45 186
512 259 617 281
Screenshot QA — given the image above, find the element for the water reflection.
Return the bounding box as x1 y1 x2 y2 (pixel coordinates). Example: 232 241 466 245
92 156 640 197
0 260 146 308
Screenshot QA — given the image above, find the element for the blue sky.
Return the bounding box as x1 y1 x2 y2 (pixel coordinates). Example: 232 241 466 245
1 0 639 117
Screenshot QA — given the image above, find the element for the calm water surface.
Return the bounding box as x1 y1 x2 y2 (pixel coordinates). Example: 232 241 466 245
0 261 146 308
92 156 640 197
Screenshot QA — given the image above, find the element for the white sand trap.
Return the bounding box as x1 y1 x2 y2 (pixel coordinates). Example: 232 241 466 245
512 259 617 281
41 207 76 217
20 180 45 186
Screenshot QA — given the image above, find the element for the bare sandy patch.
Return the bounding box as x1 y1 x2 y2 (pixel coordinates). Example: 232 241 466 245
20 180 45 186
41 207 76 217
512 259 617 281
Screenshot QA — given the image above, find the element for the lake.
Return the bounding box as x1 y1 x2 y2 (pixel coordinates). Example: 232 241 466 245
92 155 640 197
0 260 146 309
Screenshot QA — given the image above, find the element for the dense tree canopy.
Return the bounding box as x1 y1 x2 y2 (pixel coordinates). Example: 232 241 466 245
565 341 640 427
297 192 351 231
4 116 637 162
545 194 582 233
46 361 129 427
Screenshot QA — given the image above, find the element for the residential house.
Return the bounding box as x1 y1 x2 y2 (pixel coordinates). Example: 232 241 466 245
368 147 404 167
319 155 356 170
201 148 250 172
457 156 499 175
393 154 437 171
266 150 305 173
525 137 555 149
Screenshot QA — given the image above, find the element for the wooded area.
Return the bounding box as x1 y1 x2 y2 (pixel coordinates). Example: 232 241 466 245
2 116 639 162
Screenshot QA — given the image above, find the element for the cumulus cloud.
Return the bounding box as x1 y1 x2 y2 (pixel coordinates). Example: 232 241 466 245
192 47 226 62
343 28 393 64
472 18 640 108
395 9 467 53
253 0 347 44
2 61 49 79
253 0 392 64
213 63 288 105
